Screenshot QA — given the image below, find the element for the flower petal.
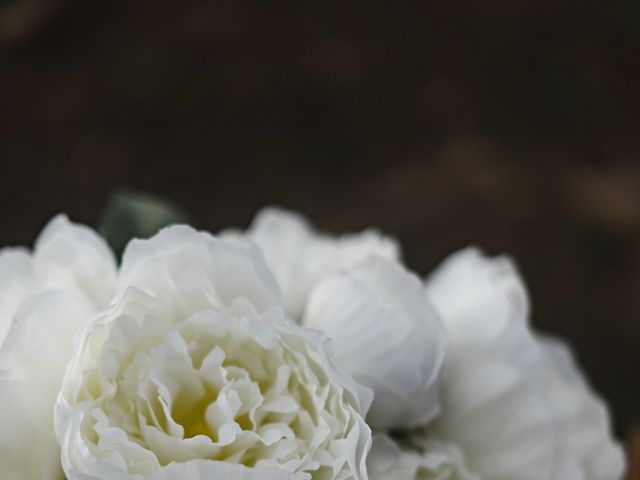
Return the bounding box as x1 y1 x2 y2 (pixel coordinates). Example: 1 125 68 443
304 256 445 429
34 214 117 308
0 289 96 480
120 225 282 312
425 247 528 346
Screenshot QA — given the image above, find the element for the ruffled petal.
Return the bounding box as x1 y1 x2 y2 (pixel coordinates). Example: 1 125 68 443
121 225 282 313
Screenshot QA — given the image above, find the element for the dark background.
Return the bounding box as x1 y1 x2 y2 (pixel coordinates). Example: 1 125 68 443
0 0 639 448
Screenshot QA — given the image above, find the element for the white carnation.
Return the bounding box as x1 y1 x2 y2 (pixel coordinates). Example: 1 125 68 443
421 248 625 480
56 226 372 480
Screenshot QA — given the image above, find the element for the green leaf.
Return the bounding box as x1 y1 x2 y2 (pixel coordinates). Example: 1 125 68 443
99 190 191 259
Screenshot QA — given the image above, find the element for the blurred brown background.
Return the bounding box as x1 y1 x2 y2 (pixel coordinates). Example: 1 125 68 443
0 0 639 454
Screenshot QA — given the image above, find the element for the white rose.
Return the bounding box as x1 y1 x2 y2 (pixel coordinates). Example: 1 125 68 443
0 215 117 479
56 225 372 480
419 248 625 480
222 207 399 320
304 256 445 430
367 434 477 480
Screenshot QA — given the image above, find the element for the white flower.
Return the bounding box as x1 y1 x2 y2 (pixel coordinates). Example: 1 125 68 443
222 207 399 320
419 248 626 480
0 215 117 479
367 434 477 480
304 256 445 430
56 226 372 480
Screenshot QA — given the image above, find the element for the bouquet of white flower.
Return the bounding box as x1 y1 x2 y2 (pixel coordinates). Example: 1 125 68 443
0 200 625 480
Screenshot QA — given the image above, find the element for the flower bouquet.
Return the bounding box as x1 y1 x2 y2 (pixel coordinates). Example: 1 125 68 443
0 196 625 479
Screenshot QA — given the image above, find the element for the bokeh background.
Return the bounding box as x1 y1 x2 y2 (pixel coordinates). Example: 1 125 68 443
1 0 639 460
